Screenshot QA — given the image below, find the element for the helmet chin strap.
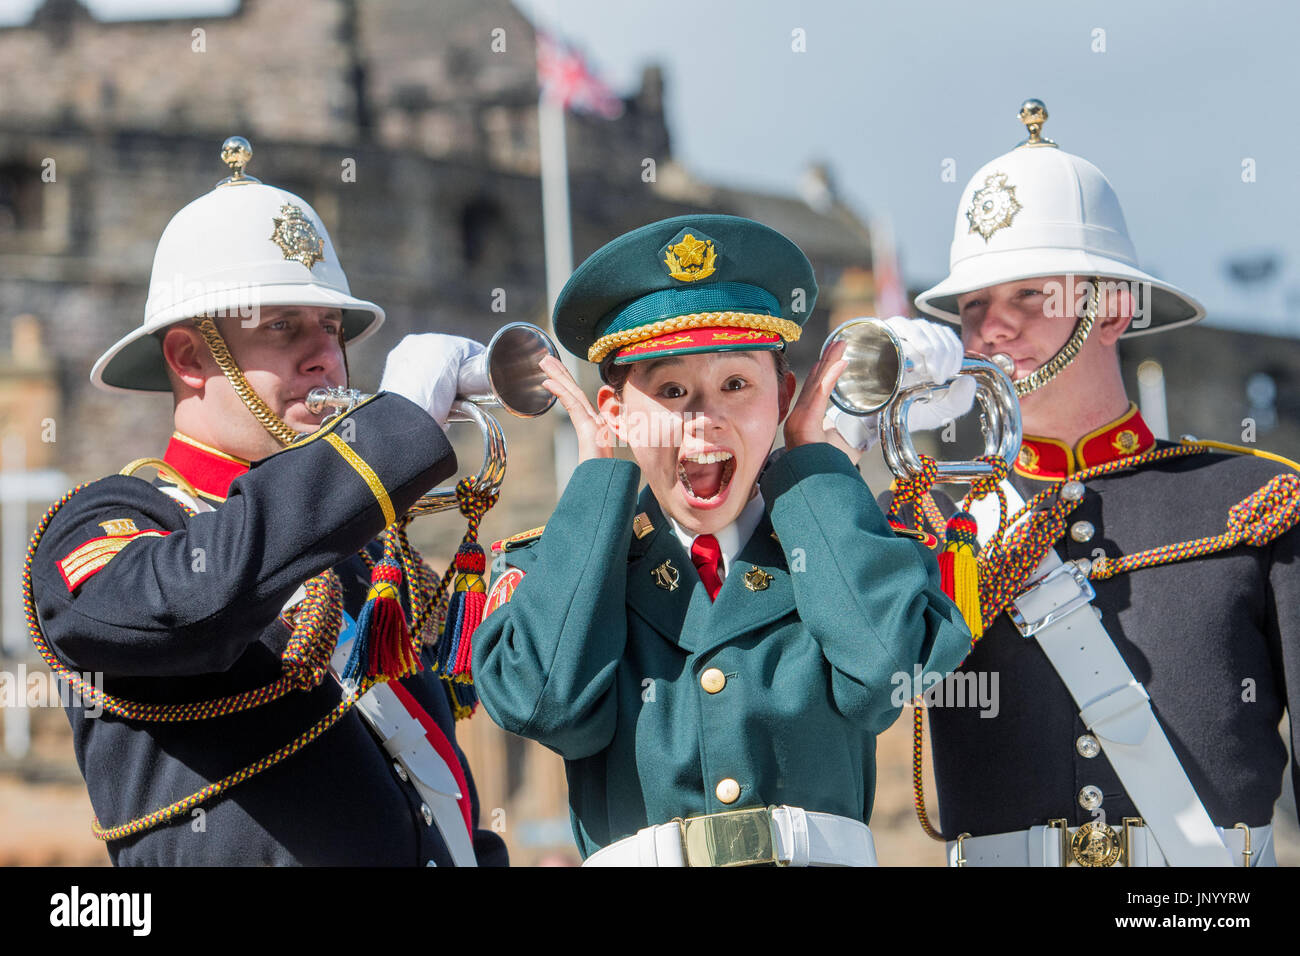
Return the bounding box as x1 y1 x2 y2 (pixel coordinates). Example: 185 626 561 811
194 317 305 448
1012 276 1100 398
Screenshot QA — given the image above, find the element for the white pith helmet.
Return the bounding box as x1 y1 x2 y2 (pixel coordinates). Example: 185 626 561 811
915 100 1204 337
91 136 384 393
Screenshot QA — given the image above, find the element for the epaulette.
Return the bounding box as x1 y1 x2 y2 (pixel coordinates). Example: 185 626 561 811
491 525 546 554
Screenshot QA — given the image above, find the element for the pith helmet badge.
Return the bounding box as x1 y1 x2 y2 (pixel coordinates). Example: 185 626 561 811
270 203 325 268
966 173 1022 242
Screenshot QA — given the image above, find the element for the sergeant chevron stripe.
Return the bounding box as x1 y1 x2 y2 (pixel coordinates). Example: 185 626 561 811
58 529 167 592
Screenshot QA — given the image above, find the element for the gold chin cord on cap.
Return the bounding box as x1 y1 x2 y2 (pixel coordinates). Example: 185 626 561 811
194 317 303 446
1010 277 1099 398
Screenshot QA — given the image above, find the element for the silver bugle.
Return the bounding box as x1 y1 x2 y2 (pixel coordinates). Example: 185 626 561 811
306 321 560 515
820 318 1022 483
456 321 559 418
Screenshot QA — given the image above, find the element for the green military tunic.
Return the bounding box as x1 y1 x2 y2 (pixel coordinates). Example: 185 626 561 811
472 442 972 858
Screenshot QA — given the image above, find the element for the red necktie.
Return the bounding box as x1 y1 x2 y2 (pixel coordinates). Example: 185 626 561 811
690 534 723 601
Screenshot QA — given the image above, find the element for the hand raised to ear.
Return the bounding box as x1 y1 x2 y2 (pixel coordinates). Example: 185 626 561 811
540 355 617 463
783 340 862 465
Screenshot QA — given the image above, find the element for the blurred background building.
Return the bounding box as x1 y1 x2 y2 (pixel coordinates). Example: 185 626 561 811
0 0 1295 865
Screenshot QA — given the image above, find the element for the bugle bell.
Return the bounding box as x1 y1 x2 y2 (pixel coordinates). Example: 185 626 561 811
821 318 1022 483
306 321 560 515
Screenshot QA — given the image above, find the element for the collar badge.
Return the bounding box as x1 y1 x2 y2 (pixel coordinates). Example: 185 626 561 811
651 559 680 592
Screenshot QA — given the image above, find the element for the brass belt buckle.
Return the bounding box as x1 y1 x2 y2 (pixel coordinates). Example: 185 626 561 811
1050 817 1128 867
679 807 779 867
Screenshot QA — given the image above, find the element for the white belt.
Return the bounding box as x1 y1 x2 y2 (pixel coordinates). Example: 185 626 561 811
947 821 1274 867
583 806 877 867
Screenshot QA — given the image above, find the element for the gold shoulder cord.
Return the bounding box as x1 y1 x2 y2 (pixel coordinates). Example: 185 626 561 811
119 457 202 500
194 318 302 446
1182 438 1300 473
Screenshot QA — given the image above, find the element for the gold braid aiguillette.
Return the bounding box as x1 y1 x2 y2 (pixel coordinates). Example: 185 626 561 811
195 318 302 446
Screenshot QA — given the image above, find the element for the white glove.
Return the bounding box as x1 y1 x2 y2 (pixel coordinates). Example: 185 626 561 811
379 333 485 429
823 403 880 453
880 316 975 431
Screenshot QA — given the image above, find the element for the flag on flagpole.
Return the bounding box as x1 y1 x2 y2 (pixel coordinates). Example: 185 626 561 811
870 217 910 318
536 30 624 118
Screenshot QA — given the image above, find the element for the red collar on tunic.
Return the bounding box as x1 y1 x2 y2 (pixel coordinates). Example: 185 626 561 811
162 432 250 502
1015 403 1156 480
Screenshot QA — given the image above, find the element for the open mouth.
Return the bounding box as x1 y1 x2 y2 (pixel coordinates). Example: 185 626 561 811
677 449 736 508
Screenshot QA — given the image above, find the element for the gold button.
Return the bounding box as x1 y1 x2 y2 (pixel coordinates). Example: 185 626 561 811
700 668 726 694
715 778 741 804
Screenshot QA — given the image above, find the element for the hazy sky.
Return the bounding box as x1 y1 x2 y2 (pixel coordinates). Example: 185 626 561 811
4 0 1297 336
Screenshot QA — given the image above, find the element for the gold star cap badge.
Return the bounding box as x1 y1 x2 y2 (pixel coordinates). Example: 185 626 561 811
270 203 325 269
662 230 718 282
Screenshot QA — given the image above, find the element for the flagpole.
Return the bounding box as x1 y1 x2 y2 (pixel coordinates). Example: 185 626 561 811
538 78 580 497
539 96 574 348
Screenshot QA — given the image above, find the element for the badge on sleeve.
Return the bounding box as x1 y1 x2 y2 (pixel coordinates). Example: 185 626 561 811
58 523 167 593
483 567 525 617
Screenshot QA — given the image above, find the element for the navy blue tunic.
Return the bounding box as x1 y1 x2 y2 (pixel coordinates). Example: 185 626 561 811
31 393 507 866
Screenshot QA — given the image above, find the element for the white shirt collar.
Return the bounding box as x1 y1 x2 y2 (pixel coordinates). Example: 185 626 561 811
667 490 767 582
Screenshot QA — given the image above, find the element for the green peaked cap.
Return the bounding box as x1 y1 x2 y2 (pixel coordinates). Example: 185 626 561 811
553 214 818 377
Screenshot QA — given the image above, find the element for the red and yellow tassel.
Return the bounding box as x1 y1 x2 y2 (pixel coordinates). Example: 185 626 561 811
939 511 983 639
